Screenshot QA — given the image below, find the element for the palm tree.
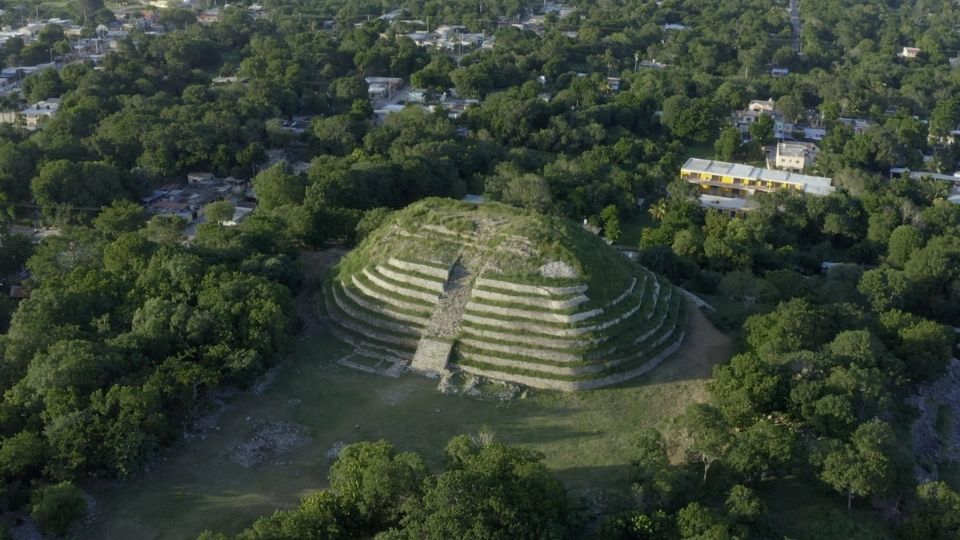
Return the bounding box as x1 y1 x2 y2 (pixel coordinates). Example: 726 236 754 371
649 199 668 221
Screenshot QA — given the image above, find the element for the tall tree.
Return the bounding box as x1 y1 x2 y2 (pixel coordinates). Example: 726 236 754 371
819 419 901 510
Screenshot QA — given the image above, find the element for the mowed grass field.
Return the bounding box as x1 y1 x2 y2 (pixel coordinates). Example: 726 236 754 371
83 298 731 539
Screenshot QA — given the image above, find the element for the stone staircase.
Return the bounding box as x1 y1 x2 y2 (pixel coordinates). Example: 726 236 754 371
425 260 474 337
409 337 454 375
409 259 476 375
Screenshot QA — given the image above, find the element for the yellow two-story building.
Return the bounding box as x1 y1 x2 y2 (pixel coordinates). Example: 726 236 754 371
680 158 834 213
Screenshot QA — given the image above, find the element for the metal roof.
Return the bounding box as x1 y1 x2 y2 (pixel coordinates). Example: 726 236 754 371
681 158 834 196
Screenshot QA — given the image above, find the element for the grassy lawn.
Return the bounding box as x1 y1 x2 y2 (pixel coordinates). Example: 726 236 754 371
83 304 730 540
936 404 955 443
618 211 653 248
681 142 715 162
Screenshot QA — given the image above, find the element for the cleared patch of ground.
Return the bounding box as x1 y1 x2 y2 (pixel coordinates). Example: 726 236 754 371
227 421 312 468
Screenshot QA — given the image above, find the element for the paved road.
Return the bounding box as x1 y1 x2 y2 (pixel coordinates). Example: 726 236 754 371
790 0 801 53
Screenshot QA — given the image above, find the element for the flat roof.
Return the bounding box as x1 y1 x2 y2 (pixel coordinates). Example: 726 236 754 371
682 158 835 196
777 142 818 157
890 168 960 183
699 194 757 211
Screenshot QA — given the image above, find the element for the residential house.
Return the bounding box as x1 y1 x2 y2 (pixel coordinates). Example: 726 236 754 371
248 4 270 19
803 127 827 141
145 175 249 223
542 3 576 18
365 76 404 100
407 89 427 103
747 99 776 113
899 47 921 59
638 59 669 70
0 62 56 80
20 98 60 129
187 171 215 183
774 142 820 172
403 31 434 47
198 8 221 24
733 100 794 140
211 75 248 85
890 168 960 205
377 9 404 22
373 103 405 123
928 126 960 145
837 117 874 135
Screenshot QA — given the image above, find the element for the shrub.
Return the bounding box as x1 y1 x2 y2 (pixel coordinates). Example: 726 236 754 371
30 482 87 536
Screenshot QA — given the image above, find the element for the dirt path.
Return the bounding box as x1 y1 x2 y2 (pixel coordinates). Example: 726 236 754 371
646 300 734 385
296 249 346 334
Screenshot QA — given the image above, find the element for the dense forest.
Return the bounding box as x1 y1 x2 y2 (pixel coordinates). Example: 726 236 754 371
0 0 959 537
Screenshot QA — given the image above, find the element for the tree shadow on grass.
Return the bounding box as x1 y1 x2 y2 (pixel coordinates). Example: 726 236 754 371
493 420 602 446
553 463 637 508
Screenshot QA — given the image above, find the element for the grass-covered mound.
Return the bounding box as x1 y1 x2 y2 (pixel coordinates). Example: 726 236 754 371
323 198 686 390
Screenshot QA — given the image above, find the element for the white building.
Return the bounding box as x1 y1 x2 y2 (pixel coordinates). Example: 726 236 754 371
775 142 820 172
681 158 835 213
0 98 61 130
899 47 921 59
365 76 404 100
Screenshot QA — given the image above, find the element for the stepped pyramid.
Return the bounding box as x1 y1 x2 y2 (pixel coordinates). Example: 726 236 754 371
322 198 687 391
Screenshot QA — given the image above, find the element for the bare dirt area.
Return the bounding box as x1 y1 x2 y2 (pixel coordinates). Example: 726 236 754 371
647 301 734 385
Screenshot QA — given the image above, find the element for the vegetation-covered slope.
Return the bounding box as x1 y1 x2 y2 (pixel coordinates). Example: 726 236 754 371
325 198 686 389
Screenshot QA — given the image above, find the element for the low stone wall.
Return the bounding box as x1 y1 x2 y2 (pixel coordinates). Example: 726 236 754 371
351 274 436 314
457 352 580 376
326 323 413 363
388 257 451 280
590 315 682 373
459 324 598 349
573 329 686 390
340 283 431 327
322 290 420 352
359 269 440 305
607 277 638 308
474 277 587 297
454 329 686 391
588 299 672 360
464 300 603 324
461 312 586 337
470 288 589 310
461 289 650 337
459 338 582 363
378 264 446 293
331 285 423 337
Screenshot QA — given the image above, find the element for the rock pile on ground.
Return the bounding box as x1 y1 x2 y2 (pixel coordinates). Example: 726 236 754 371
228 421 311 468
